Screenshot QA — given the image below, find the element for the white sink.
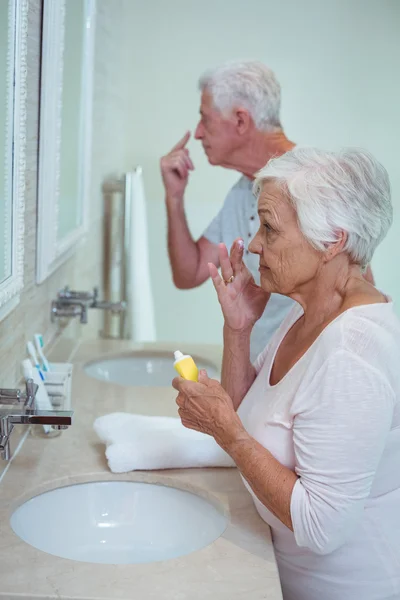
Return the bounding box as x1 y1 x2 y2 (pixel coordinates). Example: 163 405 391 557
10 481 227 564
84 351 219 387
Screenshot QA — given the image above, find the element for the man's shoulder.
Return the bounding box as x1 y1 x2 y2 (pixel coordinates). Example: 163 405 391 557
229 174 253 193
223 175 254 206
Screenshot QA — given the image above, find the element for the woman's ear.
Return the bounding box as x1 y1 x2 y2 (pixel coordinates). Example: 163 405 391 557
324 230 348 262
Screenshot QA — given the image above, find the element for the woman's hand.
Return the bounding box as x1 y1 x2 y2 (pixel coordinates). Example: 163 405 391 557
208 239 270 332
172 370 245 449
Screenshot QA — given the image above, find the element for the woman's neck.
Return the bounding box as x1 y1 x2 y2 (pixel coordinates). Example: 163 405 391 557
290 261 381 333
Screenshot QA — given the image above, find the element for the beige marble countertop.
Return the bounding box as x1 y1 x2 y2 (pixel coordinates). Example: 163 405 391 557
0 338 282 600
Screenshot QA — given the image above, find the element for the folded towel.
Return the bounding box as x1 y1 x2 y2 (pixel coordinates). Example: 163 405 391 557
94 413 235 473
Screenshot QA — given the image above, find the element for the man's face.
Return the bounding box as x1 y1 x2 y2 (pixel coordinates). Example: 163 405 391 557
194 91 240 166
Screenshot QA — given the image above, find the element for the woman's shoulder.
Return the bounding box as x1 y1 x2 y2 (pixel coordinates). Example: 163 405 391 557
291 301 399 415
313 300 400 389
335 299 397 347
341 285 389 311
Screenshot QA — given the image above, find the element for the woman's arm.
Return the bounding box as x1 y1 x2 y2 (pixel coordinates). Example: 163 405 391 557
175 347 394 551
220 350 394 553
220 420 298 529
289 350 393 554
207 239 270 408
221 324 256 410
173 370 298 529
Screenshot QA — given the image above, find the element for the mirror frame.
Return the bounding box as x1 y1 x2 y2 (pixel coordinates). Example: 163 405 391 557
36 0 96 284
0 0 28 321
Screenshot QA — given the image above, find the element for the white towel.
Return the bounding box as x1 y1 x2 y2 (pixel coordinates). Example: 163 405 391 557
93 413 235 473
126 169 157 342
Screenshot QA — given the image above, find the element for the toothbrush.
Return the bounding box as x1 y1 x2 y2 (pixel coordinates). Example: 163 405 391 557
26 341 46 381
34 333 51 372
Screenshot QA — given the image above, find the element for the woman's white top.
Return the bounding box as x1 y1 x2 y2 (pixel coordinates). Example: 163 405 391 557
237 301 400 600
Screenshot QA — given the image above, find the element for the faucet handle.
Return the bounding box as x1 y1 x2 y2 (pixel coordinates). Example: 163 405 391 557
24 379 39 409
0 380 38 408
0 388 22 404
57 286 96 302
51 299 88 324
57 285 70 298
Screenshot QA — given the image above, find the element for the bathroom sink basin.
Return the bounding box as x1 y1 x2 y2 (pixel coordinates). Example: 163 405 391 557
10 481 227 564
84 350 219 386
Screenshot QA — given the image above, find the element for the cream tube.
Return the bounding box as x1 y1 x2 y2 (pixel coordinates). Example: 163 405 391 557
173 350 199 382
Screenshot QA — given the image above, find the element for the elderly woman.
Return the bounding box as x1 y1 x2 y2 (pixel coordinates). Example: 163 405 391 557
173 147 400 600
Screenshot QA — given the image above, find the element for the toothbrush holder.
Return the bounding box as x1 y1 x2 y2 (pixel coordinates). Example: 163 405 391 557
43 362 73 410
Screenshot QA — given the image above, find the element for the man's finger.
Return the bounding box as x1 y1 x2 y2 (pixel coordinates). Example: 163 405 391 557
171 131 191 152
171 156 188 179
183 155 194 171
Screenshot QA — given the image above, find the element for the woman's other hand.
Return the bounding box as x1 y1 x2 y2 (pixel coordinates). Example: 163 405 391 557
208 238 270 332
172 370 244 449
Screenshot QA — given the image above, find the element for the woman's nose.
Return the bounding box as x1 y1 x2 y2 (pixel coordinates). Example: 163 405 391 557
248 232 262 255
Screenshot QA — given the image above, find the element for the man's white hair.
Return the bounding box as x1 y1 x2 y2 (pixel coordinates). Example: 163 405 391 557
198 60 281 131
254 147 392 268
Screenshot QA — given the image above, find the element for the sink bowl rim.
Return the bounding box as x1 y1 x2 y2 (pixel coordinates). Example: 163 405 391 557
82 349 221 388
83 349 219 369
9 476 230 564
8 472 230 520
6 477 232 567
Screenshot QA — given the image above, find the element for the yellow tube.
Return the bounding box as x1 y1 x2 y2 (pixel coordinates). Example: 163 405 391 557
173 351 198 381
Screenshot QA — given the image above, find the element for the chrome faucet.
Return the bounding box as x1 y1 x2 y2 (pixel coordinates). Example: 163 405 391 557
51 286 126 324
0 379 73 460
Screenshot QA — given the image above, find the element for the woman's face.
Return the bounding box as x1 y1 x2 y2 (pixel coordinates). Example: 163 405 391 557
249 180 323 296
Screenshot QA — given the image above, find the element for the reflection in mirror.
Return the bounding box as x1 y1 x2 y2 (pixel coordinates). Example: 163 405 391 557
58 0 85 241
36 0 95 283
0 0 27 320
0 0 13 284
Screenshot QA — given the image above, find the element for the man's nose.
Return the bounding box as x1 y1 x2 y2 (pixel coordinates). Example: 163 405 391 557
194 121 203 139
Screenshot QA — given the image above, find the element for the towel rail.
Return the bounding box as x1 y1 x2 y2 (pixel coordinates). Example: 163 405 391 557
101 173 132 339
101 167 156 341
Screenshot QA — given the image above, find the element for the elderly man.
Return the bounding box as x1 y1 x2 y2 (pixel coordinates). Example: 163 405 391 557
161 61 373 359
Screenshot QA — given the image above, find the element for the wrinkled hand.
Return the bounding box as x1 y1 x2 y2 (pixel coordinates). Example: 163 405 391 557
160 131 194 202
172 370 243 448
208 239 270 331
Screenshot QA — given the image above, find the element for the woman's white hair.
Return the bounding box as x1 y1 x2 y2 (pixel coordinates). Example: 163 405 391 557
254 147 392 268
198 60 281 131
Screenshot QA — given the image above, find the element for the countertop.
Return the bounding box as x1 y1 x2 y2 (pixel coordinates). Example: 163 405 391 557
0 338 282 600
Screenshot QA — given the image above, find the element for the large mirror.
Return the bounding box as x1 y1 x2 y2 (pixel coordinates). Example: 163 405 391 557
36 0 96 283
0 0 27 320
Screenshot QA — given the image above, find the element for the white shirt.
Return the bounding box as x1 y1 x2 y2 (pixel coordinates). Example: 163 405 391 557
237 301 400 600
202 176 295 360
